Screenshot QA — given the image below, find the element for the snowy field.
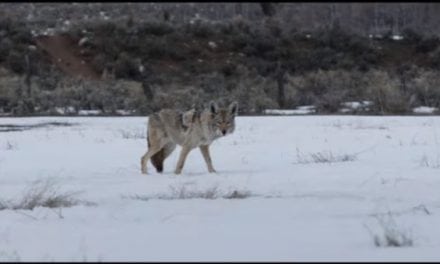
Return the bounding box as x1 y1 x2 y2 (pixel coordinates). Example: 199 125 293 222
1 116 440 261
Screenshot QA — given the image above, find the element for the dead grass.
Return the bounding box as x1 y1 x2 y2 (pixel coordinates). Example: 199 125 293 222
0 250 20 262
330 120 388 130
223 189 252 199
419 154 440 168
0 122 75 133
295 148 357 164
4 141 16 150
165 184 220 200
0 178 93 211
126 184 254 201
119 129 146 139
365 212 414 248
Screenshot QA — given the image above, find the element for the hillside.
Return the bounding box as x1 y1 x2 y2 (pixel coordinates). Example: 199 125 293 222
1 3 440 116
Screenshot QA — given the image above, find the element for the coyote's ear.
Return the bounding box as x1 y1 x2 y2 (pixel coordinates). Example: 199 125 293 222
209 101 218 114
229 101 238 116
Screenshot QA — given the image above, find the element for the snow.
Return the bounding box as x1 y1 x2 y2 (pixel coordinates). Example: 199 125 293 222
1 116 440 261
391 35 404 41
413 106 438 114
341 101 373 109
208 41 217 49
99 11 109 20
42 27 56 36
339 101 373 113
264 105 316 115
369 34 384 39
78 37 89 47
78 110 102 116
54 106 76 115
115 110 134 116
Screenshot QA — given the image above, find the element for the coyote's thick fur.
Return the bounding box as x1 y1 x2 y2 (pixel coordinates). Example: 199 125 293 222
141 101 238 174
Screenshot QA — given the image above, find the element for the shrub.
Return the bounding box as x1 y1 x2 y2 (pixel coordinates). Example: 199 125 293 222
6 50 26 74
138 21 174 36
415 36 440 53
0 38 13 62
412 70 440 108
114 52 140 79
187 21 216 39
428 46 440 69
364 70 409 114
284 70 357 112
231 66 278 113
402 28 422 43
150 83 206 111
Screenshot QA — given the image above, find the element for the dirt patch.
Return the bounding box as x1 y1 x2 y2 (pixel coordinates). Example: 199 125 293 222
35 34 101 80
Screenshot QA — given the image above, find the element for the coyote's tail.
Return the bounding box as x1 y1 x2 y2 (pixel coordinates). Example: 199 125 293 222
151 149 165 173
147 133 165 173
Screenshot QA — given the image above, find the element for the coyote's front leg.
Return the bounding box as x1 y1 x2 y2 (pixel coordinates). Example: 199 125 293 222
200 145 216 173
174 146 192 174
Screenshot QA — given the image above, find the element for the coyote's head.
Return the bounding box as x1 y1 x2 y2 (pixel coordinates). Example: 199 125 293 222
209 101 238 136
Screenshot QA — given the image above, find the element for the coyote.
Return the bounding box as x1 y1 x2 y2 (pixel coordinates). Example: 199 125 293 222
141 101 238 174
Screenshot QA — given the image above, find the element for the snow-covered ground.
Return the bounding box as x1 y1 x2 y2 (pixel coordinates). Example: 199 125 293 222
413 106 438 115
264 106 316 115
1 116 440 261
